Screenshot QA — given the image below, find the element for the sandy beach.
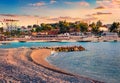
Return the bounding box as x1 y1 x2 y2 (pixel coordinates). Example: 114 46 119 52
0 48 103 83
30 49 54 68
30 49 83 76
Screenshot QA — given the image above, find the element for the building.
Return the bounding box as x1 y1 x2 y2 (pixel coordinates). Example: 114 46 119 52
0 21 7 32
99 26 108 32
0 21 4 27
102 32 118 40
47 29 59 35
3 19 20 31
106 24 112 28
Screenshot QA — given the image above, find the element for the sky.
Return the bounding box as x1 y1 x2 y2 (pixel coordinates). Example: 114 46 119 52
0 0 120 24
0 0 95 16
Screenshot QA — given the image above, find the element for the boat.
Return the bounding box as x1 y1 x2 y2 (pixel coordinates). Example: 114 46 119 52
48 39 60 42
60 40 77 42
19 40 26 43
1 43 10 45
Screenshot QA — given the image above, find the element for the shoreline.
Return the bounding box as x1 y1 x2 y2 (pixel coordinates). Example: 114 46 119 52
30 49 59 71
30 48 103 83
0 48 103 82
0 36 120 44
30 49 76 76
0 38 120 44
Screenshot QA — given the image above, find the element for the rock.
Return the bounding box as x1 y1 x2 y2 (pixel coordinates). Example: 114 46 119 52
50 46 85 52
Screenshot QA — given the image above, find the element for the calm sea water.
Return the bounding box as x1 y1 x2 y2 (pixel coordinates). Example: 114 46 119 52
0 42 120 83
48 42 120 83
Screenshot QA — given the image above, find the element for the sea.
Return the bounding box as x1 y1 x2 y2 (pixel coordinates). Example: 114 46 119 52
0 41 120 83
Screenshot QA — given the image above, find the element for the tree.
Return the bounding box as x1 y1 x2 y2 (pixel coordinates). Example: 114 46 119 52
0 27 3 33
89 22 96 28
32 24 40 32
50 23 59 29
46 24 53 31
33 24 39 28
79 22 88 33
36 27 41 32
89 22 100 35
109 22 120 32
74 24 80 32
27 25 32 28
59 21 70 33
96 20 102 27
41 23 53 31
4 31 10 36
41 23 46 28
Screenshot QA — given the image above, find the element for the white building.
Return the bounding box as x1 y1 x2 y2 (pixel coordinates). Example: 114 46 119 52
0 21 3 27
0 21 7 32
99 26 108 32
102 32 118 40
3 19 20 31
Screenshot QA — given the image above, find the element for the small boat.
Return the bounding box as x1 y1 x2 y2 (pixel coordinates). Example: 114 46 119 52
19 41 26 43
78 40 91 42
48 40 60 42
113 40 117 42
60 40 77 42
1 43 10 45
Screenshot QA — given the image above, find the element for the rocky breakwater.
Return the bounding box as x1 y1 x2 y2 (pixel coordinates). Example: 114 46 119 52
50 46 85 52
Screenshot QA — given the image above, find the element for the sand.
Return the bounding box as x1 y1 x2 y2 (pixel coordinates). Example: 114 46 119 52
0 48 103 83
30 49 56 69
30 49 76 76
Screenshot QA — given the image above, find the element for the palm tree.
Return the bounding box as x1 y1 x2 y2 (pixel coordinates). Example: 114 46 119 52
96 20 102 27
89 22 100 35
109 22 120 32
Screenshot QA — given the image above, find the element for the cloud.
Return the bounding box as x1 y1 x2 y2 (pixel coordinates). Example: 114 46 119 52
65 1 90 7
95 6 105 9
84 17 98 22
96 0 120 8
46 16 82 22
29 2 45 7
50 0 57 4
86 14 92 17
86 12 112 18
0 14 18 17
20 6 94 19
78 1 90 7
92 12 112 16
112 0 120 4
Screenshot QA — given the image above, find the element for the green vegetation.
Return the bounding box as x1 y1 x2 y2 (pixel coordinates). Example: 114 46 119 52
110 22 120 37
59 21 70 33
27 20 90 34
79 22 88 33
0 27 3 33
89 20 103 35
1 20 120 37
